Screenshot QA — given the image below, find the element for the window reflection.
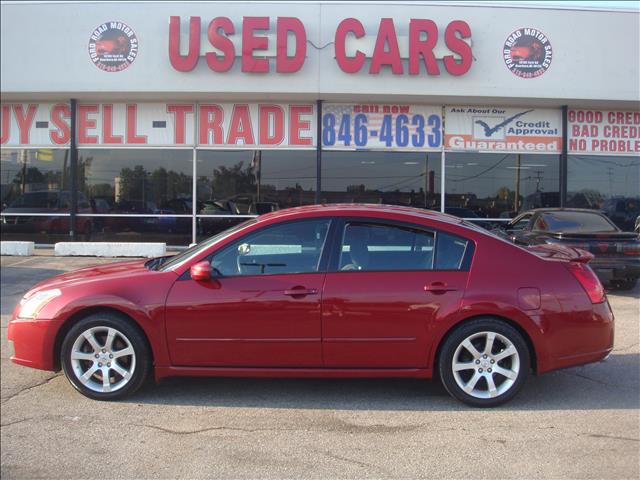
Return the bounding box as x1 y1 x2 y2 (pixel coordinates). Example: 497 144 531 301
444 153 559 218
321 151 441 208
567 155 639 231
196 150 316 215
1 148 71 211
79 149 193 215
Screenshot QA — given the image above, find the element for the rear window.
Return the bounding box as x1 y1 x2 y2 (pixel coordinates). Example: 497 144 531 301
535 211 618 233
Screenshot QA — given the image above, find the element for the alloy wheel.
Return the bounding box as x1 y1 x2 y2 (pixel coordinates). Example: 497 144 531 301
69 326 136 393
451 331 520 399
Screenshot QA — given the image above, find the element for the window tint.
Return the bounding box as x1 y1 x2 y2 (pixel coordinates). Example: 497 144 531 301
212 219 330 276
535 211 618 233
338 223 435 271
435 232 471 270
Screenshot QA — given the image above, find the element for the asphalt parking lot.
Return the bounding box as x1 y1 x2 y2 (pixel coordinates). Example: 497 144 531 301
1 255 638 479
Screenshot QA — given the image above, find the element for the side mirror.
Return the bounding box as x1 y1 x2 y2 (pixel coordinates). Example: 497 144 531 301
190 261 212 282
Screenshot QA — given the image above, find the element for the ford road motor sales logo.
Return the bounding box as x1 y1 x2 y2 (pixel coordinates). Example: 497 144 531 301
88 21 138 72
503 28 552 78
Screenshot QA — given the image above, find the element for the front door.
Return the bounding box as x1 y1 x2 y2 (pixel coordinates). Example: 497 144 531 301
165 218 332 367
322 220 470 368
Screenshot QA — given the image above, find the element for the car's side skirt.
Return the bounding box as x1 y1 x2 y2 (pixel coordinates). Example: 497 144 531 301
154 366 433 382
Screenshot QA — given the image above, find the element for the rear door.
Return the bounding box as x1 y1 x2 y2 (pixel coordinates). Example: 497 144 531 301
321 219 472 368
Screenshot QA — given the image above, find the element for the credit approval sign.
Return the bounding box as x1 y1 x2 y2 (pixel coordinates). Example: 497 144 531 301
444 106 562 153
1 102 316 148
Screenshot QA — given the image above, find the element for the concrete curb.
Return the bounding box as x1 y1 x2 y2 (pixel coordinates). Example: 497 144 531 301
54 242 166 258
0 241 35 256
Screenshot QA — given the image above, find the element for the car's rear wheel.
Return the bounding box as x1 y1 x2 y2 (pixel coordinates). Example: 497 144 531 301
439 319 530 407
61 312 150 400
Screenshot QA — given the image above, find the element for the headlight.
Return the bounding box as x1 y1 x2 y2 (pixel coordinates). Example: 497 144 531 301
18 289 61 319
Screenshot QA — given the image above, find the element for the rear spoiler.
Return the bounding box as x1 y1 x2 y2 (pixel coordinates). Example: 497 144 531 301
527 244 594 263
544 231 639 241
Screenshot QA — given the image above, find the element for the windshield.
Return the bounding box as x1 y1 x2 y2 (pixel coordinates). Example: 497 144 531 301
158 219 257 271
9 192 59 208
536 211 618 233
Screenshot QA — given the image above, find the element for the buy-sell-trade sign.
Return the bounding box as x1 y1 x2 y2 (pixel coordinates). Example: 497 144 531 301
444 106 562 153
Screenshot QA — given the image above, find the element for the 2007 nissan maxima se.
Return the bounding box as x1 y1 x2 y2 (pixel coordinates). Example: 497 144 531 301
7 204 614 407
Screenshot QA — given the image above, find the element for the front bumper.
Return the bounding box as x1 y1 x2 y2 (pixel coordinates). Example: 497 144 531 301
7 317 59 371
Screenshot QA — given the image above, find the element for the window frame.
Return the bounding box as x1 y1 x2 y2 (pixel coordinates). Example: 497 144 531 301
205 217 338 278
327 217 475 273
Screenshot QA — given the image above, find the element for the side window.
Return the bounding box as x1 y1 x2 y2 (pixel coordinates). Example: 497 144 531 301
339 223 435 271
435 232 472 270
510 214 532 231
212 219 330 276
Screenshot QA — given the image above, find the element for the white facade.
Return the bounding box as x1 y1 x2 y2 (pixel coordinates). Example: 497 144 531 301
1 1 639 107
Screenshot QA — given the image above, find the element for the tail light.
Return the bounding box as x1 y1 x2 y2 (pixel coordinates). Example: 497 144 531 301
622 243 640 256
566 262 605 304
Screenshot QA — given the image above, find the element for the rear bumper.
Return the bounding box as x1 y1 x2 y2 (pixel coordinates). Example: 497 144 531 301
590 259 640 282
541 301 614 374
7 317 58 371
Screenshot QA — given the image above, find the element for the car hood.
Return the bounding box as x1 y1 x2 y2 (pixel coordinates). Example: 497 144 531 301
27 259 155 294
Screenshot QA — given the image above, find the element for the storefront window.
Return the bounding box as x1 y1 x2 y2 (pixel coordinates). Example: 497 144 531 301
444 153 559 218
79 149 193 244
1 148 73 242
321 151 441 208
567 155 640 231
196 150 316 214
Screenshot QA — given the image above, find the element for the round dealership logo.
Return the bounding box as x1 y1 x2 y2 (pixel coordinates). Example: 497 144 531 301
88 21 138 72
503 28 552 79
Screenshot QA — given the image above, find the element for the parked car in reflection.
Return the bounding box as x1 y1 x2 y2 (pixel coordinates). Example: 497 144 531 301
197 199 243 236
1 190 93 239
8 204 614 407
249 201 279 215
602 197 640 232
496 208 640 290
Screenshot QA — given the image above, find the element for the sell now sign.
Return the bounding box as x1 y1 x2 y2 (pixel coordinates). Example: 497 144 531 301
568 109 640 155
1 102 316 148
444 106 562 153
322 103 442 151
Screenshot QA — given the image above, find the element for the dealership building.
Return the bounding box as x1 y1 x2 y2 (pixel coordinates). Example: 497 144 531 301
1 1 639 248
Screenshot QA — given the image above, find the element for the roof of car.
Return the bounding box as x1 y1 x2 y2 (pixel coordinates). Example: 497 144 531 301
526 208 606 214
257 203 464 225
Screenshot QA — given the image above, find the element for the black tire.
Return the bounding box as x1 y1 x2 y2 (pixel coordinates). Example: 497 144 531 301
438 318 530 407
610 278 638 291
60 311 150 401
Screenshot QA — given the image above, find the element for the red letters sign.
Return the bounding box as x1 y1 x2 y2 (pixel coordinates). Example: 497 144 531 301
1 102 316 148
568 109 640 155
168 16 472 76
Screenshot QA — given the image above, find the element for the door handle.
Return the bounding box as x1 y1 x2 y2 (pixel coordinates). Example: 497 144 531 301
424 282 458 293
283 287 319 297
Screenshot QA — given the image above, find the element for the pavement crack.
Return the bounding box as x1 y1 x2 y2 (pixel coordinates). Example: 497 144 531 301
1 375 61 404
583 433 640 442
559 370 634 390
322 450 389 475
136 423 298 435
0 418 30 427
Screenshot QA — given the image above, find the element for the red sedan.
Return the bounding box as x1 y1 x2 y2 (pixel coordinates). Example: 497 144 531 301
7 205 614 407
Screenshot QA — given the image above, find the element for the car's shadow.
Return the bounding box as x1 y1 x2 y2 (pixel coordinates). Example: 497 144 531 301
0 267 66 315
127 352 640 411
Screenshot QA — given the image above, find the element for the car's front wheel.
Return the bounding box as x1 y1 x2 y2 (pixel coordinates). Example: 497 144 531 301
439 319 530 407
60 312 150 400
